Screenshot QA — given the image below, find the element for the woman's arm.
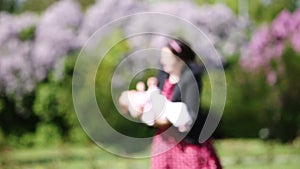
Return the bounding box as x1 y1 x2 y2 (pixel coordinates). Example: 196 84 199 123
161 74 200 132
181 75 200 126
142 69 200 131
154 118 171 128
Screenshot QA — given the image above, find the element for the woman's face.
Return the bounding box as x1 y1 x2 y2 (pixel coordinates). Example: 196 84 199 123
160 47 179 73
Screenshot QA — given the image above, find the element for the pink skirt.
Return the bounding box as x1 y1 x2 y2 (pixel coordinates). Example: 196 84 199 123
151 130 222 169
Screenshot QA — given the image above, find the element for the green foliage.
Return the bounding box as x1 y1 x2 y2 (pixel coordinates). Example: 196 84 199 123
204 56 279 138
95 29 155 139
0 0 18 13
33 53 89 145
0 93 38 138
0 128 4 147
0 52 86 148
273 47 300 142
2 0 300 148
224 0 239 14
11 123 62 148
248 0 298 23
195 0 239 14
219 47 300 142
19 26 36 41
194 0 298 23
18 0 95 13
19 0 58 13
221 63 271 137
34 84 60 122
0 98 4 112
34 123 62 147
76 0 95 10
194 0 216 6
68 127 89 145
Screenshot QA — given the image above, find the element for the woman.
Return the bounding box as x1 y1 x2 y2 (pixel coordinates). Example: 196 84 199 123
120 38 222 169
149 39 222 169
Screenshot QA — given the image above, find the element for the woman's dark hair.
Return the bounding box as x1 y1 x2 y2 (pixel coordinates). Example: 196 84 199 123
166 38 196 63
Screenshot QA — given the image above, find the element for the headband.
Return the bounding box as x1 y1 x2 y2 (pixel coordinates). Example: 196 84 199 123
169 40 182 53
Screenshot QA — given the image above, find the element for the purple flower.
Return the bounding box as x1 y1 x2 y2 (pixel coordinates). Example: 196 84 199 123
271 10 293 39
0 0 83 97
14 12 39 32
241 25 270 69
0 13 16 47
267 70 277 86
292 9 300 33
0 39 35 96
241 8 300 87
273 40 284 58
78 0 146 45
33 0 83 80
291 31 300 53
126 2 249 60
0 0 251 98
250 26 270 53
290 9 300 52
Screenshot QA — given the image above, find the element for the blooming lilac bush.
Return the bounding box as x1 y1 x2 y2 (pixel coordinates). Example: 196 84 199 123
32 0 82 81
241 9 300 85
78 0 146 44
240 9 300 142
0 0 252 145
0 12 39 96
162 2 249 57
0 0 250 98
124 2 250 62
0 0 82 97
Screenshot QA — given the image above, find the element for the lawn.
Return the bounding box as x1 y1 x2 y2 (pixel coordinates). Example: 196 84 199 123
0 139 299 169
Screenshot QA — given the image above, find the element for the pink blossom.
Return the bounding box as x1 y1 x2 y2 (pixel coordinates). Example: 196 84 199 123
290 9 300 52
241 9 300 87
273 41 284 58
249 26 270 54
241 26 271 70
267 71 277 86
291 31 300 53
271 10 293 39
291 9 300 33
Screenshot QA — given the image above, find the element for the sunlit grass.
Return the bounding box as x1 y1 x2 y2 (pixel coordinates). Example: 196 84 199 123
1 139 299 169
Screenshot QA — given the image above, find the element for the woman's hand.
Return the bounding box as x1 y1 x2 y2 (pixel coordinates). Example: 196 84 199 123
154 117 171 128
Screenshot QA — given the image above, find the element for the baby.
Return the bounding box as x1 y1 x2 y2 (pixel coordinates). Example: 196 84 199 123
140 77 167 126
141 77 193 132
118 77 160 119
119 77 191 132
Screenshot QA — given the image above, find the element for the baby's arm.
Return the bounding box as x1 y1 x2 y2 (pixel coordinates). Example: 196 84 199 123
118 81 149 118
118 91 130 113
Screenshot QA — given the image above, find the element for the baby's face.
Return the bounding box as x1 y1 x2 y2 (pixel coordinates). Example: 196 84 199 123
136 82 145 91
147 77 158 87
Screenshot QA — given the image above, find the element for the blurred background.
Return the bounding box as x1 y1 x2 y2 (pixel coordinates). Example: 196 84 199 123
1 0 300 168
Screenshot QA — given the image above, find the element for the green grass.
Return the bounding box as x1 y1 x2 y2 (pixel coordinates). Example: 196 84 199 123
0 139 299 169
216 139 300 169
